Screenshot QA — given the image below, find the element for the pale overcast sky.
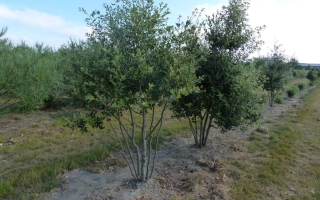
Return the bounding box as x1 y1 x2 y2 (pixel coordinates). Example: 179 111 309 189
0 0 319 63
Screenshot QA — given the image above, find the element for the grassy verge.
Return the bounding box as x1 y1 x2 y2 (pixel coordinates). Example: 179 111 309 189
228 85 320 199
0 109 190 199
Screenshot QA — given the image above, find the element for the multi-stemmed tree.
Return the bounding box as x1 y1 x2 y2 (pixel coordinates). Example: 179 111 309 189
171 0 265 148
64 0 201 182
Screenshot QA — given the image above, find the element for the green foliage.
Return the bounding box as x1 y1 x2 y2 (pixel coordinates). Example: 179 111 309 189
171 0 265 148
0 27 64 114
64 0 200 181
274 94 285 104
253 57 267 69
286 86 299 98
306 69 319 83
260 43 291 107
292 69 309 78
297 83 306 91
292 70 297 77
287 57 301 69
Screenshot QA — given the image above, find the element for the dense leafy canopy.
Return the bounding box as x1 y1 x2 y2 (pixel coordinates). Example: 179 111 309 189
171 0 265 148
0 27 64 114
63 0 201 181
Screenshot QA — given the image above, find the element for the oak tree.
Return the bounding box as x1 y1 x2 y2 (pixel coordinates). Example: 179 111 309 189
65 0 201 182
171 0 265 148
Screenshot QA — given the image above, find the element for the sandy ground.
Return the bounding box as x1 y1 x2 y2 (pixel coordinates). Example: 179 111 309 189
43 89 308 200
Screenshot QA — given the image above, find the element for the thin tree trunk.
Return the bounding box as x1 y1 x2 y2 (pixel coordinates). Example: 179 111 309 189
189 113 213 148
109 122 136 179
270 92 275 107
149 102 167 178
128 109 140 178
188 116 197 144
194 115 199 147
146 135 152 178
199 114 203 148
140 110 147 182
201 112 209 146
204 117 213 145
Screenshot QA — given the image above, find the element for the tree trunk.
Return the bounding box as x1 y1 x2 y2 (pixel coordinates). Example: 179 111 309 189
111 104 167 182
140 110 147 182
190 112 212 148
270 93 275 107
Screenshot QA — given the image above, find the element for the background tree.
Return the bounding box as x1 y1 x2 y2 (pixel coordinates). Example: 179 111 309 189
253 57 267 69
171 0 265 148
287 57 301 69
306 69 319 83
0 27 64 114
261 43 290 107
64 0 200 182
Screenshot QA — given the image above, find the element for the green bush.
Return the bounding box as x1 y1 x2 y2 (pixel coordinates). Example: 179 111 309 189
286 87 299 98
307 70 318 82
274 94 285 104
297 83 306 91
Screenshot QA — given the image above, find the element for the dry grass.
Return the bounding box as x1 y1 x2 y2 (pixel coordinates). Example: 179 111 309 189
178 170 231 200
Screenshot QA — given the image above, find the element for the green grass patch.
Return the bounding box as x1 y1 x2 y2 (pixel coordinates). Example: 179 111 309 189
228 84 320 199
0 144 115 199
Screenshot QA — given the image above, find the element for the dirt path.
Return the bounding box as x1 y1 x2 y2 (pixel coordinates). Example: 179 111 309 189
43 89 310 200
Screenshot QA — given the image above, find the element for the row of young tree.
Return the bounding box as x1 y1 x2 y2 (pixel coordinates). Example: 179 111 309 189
64 0 267 182
0 28 64 114
1 0 318 182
